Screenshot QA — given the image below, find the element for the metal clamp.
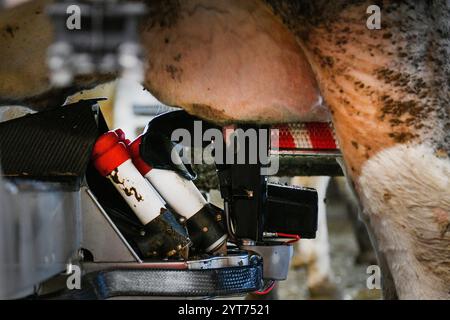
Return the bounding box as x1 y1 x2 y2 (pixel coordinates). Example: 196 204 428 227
240 244 293 280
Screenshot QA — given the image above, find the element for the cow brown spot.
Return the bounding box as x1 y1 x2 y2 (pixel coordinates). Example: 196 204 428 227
173 53 182 62
433 208 450 237
3 25 18 38
165 64 183 81
388 132 417 143
383 192 392 201
435 149 448 159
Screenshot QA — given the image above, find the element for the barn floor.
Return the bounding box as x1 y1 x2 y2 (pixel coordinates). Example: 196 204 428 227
277 181 382 300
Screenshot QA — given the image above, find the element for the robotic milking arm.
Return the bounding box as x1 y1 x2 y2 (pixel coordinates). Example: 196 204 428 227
0 0 320 299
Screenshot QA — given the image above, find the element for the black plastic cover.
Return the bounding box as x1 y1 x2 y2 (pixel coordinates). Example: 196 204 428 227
265 183 318 239
0 99 101 185
140 110 220 180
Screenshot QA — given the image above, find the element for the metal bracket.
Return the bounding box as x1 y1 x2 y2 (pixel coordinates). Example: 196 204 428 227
240 244 293 280
80 186 141 263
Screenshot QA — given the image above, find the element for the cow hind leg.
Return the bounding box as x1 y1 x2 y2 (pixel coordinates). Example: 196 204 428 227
332 177 377 265
280 0 450 299
290 176 341 299
358 144 450 299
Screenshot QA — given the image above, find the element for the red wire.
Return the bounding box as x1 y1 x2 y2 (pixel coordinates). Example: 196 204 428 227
254 281 276 295
276 232 301 244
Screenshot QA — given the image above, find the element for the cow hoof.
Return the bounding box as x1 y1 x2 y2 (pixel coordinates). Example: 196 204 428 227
308 279 342 300
291 255 308 269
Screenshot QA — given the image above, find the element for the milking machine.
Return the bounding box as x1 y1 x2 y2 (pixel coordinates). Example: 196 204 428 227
124 132 228 254
0 99 320 299
0 0 325 299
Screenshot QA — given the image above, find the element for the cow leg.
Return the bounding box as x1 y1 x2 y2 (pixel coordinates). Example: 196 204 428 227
290 176 341 299
269 0 450 299
357 145 450 299
331 177 376 265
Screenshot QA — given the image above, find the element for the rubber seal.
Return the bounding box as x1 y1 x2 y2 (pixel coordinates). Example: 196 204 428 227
92 131 130 177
